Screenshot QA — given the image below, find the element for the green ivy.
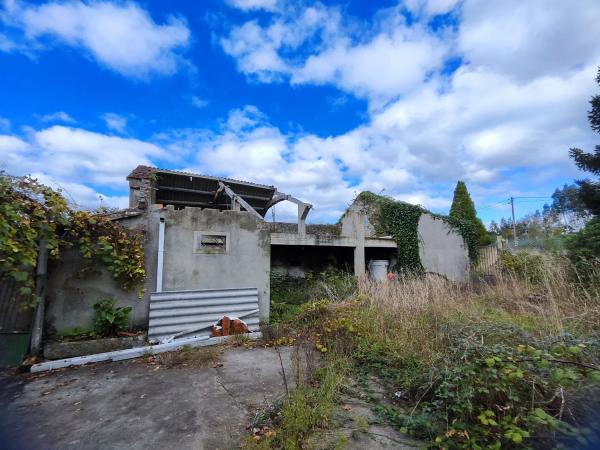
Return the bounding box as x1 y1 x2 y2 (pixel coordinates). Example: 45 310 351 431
353 192 478 272
0 173 146 304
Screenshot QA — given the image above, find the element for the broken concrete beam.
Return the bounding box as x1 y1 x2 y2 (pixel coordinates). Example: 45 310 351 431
30 332 262 373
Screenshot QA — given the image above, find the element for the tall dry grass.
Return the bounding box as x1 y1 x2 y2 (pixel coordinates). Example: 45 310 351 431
339 256 600 364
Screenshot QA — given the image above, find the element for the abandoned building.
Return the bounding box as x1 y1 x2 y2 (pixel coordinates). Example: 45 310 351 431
44 166 469 343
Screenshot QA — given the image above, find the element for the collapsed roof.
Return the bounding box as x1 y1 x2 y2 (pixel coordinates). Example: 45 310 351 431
127 165 277 217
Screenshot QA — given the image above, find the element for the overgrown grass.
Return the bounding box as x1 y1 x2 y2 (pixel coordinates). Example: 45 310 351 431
270 270 357 323
244 356 349 450
257 255 600 449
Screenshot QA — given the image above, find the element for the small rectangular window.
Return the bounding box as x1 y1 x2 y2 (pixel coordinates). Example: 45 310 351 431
200 235 226 249
194 231 229 254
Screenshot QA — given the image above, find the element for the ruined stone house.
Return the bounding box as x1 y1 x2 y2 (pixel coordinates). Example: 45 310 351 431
45 166 469 342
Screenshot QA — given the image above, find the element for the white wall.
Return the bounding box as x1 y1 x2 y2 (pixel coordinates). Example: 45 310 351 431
418 213 470 282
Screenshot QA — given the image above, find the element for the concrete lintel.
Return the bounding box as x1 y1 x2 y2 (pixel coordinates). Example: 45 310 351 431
364 238 397 248
270 233 357 247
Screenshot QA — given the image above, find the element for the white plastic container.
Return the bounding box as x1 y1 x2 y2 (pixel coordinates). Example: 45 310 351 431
369 260 389 281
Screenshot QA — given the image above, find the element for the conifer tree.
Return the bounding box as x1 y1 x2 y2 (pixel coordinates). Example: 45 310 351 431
449 181 491 246
566 67 600 262
569 67 600 216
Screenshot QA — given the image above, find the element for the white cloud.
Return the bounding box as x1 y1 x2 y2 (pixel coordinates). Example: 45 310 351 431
219 3 449 102
226 0 280 12
0 134 28 152
190 96 208 109
0 125 167 208
31 172 129 209
405 0 461 17
292 26 446 101
102 113 128 133
459 0 600 82
39 111 76 123
3 1 191 78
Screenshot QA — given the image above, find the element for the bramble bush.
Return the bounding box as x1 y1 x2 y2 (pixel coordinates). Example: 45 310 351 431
264 256 600 449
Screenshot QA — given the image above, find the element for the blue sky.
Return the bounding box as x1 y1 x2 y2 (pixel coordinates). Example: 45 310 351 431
1 0 599 224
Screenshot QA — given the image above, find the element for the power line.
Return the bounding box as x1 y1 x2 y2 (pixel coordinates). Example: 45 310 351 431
511 196 553 200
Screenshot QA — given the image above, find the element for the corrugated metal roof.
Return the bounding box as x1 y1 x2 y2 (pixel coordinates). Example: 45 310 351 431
127 165 275 190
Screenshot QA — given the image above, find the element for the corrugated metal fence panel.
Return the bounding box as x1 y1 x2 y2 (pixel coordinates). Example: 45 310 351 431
0 278 32 333
477 245 500 275
148 287 260 342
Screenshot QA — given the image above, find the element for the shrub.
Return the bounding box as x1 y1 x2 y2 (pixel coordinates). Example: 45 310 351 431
399 329 600 449
499 250 546 284
270 270 356 323
92 298 132 337
566 217 600 265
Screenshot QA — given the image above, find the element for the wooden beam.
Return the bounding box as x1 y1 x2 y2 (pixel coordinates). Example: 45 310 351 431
156 185 273 202
156 185 214 196
155 198 266 210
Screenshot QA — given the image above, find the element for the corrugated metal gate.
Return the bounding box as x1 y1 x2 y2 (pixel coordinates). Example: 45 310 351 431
0 278 33 366
148 287 260 343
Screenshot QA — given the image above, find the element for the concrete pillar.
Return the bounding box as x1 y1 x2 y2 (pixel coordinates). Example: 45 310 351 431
352 210 366 276
354 244 365 277
298 203 310 237
232 200 241 211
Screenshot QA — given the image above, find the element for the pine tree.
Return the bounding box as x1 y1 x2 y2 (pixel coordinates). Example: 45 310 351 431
566 67 600 263
569 67 600 216
449 181 491 246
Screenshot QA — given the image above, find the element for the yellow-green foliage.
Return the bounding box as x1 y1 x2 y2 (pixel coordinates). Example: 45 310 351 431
0 173 146 303
280 256 600 449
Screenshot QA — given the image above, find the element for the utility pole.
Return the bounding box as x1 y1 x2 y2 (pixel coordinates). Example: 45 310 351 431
510 197 517 246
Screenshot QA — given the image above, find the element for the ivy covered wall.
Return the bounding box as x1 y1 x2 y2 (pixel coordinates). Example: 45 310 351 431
350 192 478 273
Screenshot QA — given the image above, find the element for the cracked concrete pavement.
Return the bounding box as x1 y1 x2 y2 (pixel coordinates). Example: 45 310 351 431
0 346 295 450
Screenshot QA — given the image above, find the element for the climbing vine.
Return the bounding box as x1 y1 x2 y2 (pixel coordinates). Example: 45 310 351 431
354 191 478 273
0 173 146 304
67 211 146 290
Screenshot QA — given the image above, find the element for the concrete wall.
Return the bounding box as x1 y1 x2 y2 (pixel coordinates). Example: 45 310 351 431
45 213 158 335
158 206 271 321
45 205 271 335
418 213 470 282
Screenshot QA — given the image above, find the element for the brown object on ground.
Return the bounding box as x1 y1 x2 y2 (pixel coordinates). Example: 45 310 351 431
211 316 249 337
19 355 42 372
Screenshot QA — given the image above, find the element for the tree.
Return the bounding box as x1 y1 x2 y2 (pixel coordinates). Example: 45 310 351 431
449 181 491 246
569 67 600 216
566 67 600 263
551 184 590 231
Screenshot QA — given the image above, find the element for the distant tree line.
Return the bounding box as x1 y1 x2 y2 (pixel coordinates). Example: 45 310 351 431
489 184 592 242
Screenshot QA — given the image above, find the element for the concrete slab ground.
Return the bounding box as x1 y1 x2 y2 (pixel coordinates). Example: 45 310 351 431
0 346 294 450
